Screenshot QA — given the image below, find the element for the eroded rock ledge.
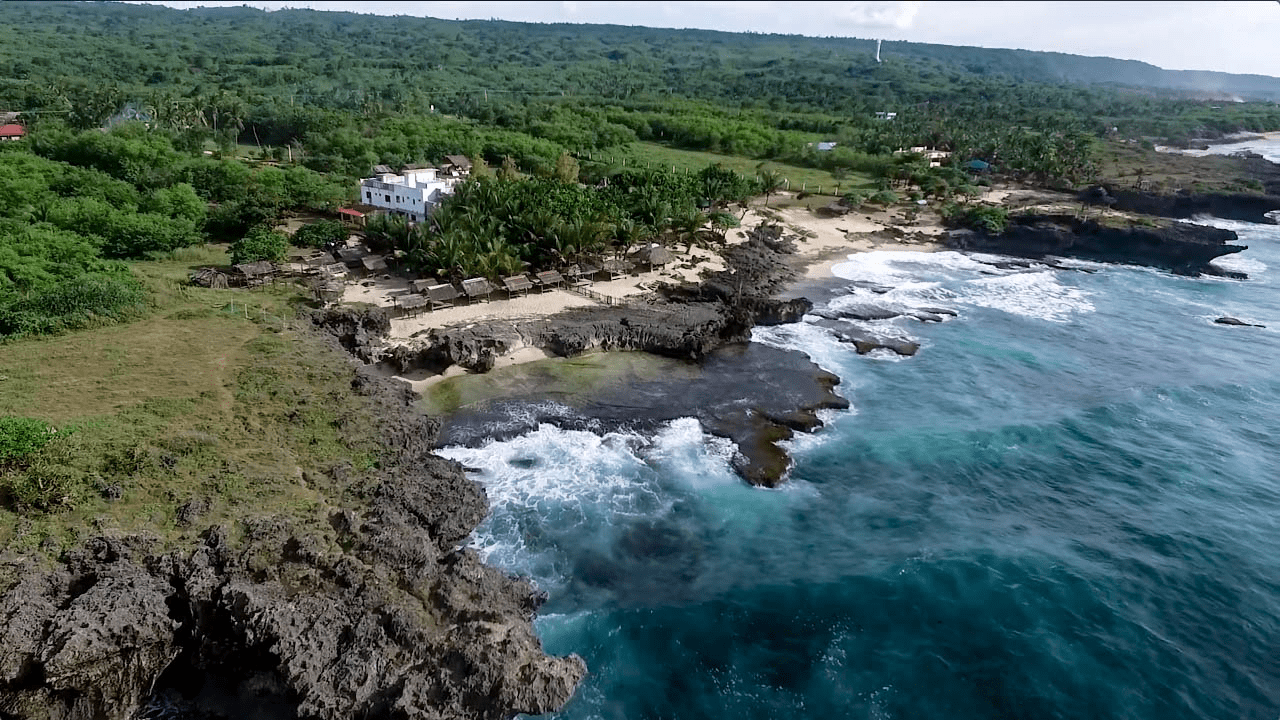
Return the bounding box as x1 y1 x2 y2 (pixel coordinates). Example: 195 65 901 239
946 213 1246 277
0 349 584 719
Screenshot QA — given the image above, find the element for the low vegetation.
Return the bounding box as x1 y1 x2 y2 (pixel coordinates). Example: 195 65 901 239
0 248 386 564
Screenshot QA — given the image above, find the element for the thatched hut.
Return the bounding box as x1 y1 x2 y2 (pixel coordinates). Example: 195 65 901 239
189 267 229 289
231 261 277 287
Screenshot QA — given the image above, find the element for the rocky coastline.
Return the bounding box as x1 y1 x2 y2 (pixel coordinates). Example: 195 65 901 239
0 327 585 720
945 213 1247 277
2 190 1262 720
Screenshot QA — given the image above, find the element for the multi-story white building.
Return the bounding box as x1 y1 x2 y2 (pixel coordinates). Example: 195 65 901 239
358 163 467 223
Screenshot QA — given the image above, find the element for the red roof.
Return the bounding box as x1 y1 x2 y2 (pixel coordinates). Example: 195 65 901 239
337 208 365 217
0 124 25 138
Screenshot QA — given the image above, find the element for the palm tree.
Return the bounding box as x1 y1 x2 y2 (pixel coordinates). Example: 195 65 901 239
610 218 648 260
757 169 784 208
673 206 708 254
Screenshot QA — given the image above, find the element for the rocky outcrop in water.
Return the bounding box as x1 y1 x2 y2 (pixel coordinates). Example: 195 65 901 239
437 342 850 488
0 351 584 720
945 213 1246 276
1215 316 1266 328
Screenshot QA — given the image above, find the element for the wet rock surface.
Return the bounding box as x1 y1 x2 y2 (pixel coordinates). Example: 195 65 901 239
946 213 1247 276
439 342 850 488
1215 316 1266 328
0 344 585 720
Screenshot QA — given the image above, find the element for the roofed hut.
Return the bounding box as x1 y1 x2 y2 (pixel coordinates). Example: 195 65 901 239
461 277 494 303
632 244 673 270
189 267 229 289
232 260 277 287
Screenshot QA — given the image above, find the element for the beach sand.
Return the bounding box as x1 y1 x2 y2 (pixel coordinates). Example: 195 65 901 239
338 189 1016 385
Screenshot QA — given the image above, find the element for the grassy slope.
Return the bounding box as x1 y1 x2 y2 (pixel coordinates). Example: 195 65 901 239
1093 139 1267 194
591 142 876 197
0 246 385 569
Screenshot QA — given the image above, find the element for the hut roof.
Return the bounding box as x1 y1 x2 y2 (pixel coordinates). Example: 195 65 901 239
535 269 565 287
372 164 393 175
426 283 460 304
361 255 388 272
502 275 533 294
444 154 472 169
633 244 673 265
189 267 229 288
0 124 25 138
233 260 276 277
461 277 494 298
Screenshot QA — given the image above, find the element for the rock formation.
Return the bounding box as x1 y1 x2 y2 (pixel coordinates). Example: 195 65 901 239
0 342 585 720
945 213 1246 277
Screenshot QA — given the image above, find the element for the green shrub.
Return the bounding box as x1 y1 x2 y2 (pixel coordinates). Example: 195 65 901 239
231 226 289 265
0 272 148 338
841 191 866 208
943 204 1009 234
0 417 54 467
292 219 347 249
869 190 899 206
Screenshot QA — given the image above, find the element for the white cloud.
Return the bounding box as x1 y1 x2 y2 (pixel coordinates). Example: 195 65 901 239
831 1 921 30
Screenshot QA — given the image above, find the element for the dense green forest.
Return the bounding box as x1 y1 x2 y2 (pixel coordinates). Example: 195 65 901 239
1 0 1279 343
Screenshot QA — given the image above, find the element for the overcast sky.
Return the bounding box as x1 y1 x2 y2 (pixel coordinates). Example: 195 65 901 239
131 1 1280 77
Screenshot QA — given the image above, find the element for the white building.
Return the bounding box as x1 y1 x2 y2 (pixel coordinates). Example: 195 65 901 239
358 164 466 223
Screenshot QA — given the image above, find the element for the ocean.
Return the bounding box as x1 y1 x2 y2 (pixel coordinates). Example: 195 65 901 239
439 152 1280 719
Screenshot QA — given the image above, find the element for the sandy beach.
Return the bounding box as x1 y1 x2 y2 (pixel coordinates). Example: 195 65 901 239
337 189 1004 384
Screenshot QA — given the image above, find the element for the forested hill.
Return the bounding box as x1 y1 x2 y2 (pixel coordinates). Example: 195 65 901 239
1 0 1278 118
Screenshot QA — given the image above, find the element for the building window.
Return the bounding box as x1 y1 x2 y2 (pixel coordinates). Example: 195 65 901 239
365 191 371 200
385 194 391 202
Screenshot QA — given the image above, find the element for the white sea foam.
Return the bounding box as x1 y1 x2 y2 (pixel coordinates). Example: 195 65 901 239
751 321 860 380
438 423 657 513
947 270 1095 322
829 250 1094 323
439 417 778 570
1209 254 1268 276
645 417 741 488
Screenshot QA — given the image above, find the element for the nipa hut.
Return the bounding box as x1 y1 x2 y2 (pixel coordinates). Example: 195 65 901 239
189 267 229 289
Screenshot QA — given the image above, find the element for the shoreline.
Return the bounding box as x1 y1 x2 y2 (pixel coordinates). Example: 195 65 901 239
346 192 965 387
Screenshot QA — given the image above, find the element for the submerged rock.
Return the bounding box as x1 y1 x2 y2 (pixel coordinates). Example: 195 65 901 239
1214 316 1266 328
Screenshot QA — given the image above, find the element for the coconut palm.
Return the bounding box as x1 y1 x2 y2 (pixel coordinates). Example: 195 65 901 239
610 217 649 260
672 206 707 254
757 168 784 208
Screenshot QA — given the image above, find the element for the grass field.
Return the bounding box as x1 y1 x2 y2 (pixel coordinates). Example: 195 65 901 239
583 142 876 197
1093 139 1267 194
0 245 385 568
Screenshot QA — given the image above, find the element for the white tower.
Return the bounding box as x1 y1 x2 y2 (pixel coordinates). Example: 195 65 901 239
876 39 882 63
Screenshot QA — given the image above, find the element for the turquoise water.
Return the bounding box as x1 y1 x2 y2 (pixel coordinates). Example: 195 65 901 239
439 217 1280 719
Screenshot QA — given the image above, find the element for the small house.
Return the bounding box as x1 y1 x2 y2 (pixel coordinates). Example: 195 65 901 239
816 142 838 152
232 260 277 287
337 207 366 228
442 155 473 176
0 124 26 142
